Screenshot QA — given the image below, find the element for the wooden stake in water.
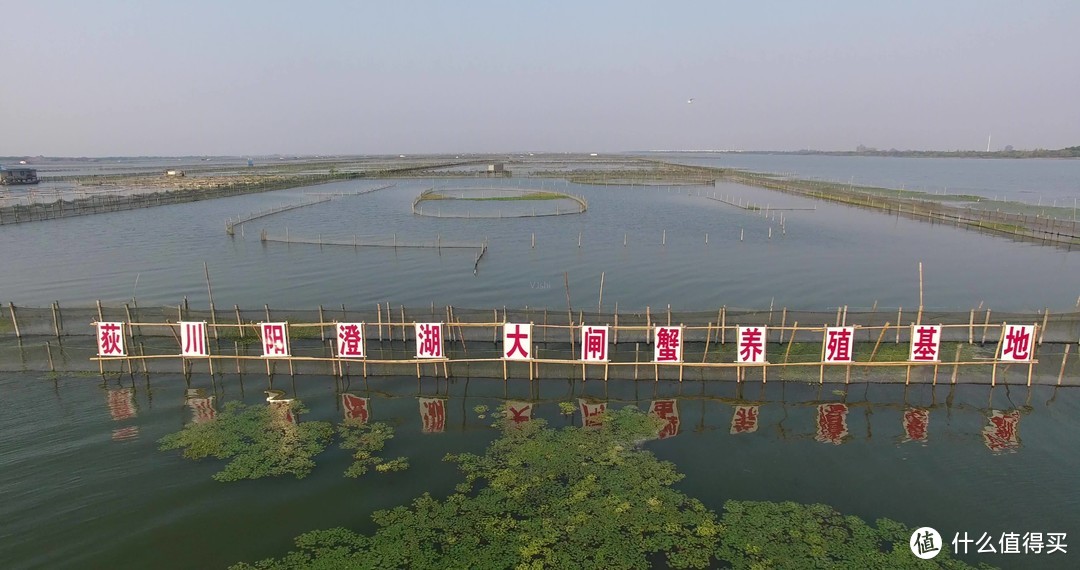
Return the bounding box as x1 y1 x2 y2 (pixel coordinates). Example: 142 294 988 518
597 272 605 313
916 262 924 325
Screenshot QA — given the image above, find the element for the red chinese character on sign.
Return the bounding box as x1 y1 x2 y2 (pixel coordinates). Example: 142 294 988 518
816 403 849 444
336 323 365 358
180 321 208 357
1001 325 1033 361
97 322 125 356
504 324 531 360
730 405 759 434
824 327 854 363
261 323 289 357
909 325 940 362
902 408 929 442
738 327 766 363
265 390 296 424
581 326 608 362
419 397 446 433
654 327 682 362
579 399 606 428
506 401 533 424
342 393 369 423
107 388 136 421
649 399 680 439
982 410 1020 452
416 323 443 358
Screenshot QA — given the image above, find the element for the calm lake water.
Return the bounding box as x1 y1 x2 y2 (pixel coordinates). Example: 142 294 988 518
656 152 1080 206
2 373 1076 569
2 155 1079 569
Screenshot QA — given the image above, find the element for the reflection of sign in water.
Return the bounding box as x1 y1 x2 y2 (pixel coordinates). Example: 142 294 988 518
815 403 849 444
107 388 137 421
260 323 290 357
180 321 209 357
505 401 533 424
983 410 1021 452
415 323 444 358
503 324 532 360
730 405 760 434
112 426 139 441
654 327 682 363
336 323 366 358
579 399 606 428
265 389 295 424
342 393 369 423
902 408 929 442
107 388 138 441
649 399 680 439
185 388 216 424
97 322 126 356
581 326 609 362
737 327 767 364
419 397 446 433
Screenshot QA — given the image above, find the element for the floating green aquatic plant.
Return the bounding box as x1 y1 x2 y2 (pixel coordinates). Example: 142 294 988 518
158 400 333 482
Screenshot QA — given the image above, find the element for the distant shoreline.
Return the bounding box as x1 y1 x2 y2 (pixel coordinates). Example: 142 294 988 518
642 147 1080 159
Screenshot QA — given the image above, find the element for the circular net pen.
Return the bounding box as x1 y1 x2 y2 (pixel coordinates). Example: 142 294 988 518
411 187 587 218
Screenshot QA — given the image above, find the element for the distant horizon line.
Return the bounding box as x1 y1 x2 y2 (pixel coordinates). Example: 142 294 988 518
3 146 1077 161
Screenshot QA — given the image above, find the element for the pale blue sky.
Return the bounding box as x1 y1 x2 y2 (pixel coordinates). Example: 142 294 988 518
2 1 1077 156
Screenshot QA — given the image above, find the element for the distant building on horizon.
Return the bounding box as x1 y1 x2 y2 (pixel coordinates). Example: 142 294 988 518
0 166 39 185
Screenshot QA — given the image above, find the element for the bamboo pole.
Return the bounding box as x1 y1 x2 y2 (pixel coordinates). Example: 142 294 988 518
377 303 383 342
1058 344 1071 386
318 305 326 342
702 322 712 362
235 305 244 338
916 261 924 325
1039 309 1050 345
779 308 787 342
895 307 902 343
991 324 1006 387
720 307 726 344
204 262 218 339
867 321 891 363
51 302 61 339
981 309 991 344
784 322 798 363
968 309 975 344
7 303 21 339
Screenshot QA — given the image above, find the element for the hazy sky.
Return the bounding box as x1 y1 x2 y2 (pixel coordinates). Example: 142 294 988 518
2 1 1077 156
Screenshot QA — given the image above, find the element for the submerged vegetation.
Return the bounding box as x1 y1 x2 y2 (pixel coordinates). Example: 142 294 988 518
233 407 989 569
